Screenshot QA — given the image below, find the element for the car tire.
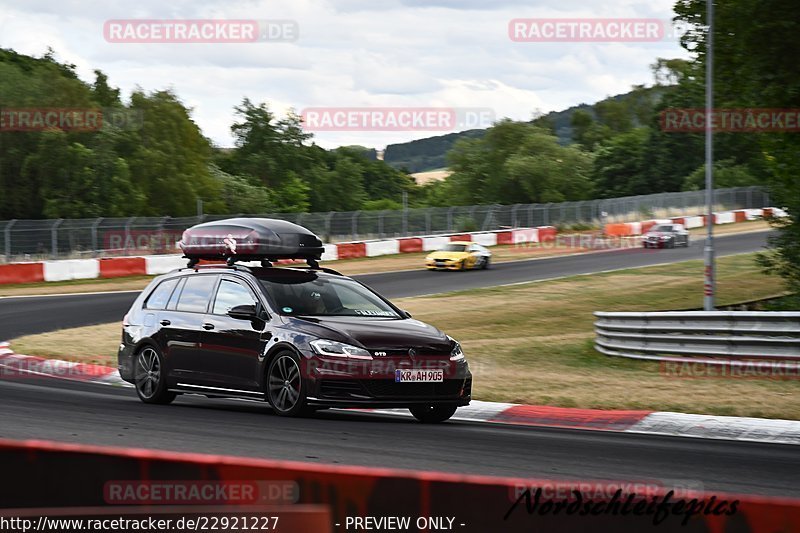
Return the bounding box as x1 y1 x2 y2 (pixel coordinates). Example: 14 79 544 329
267 351 308 417
134 345 176 405
459 260 466 271
482 257 491 269
409 404 458 423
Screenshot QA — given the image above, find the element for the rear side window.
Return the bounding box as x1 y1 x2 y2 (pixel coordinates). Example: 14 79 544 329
144 278 179 310
176 275 217 313
212 279 256 315
166 278 185 310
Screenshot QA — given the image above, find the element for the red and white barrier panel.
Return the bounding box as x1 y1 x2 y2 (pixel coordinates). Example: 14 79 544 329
336 226 554 259
0 437 798 532
606 207 783 237
0 207 777 285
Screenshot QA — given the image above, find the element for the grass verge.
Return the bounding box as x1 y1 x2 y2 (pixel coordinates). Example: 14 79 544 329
10 252 797 419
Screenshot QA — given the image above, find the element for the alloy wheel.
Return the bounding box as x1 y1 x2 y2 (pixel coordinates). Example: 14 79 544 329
135 347 161 399
268 355 302 413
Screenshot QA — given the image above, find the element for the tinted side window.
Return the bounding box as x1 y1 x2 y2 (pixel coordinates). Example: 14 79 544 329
176 275 217 313
144 278 179 310
212 279 256 315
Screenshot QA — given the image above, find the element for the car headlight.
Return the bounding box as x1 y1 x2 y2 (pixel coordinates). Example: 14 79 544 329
448 336 465 361
660 235 671 240
310 339 371 359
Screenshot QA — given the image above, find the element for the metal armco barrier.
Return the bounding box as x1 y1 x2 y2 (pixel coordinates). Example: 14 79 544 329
1 438 799 532
594 311 800 363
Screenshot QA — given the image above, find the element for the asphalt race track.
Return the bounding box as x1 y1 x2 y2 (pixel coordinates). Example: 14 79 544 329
0 230 772 339
0 375 798 497
2 229 796 498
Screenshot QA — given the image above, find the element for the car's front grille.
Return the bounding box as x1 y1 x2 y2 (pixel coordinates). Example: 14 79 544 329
362 379 464 398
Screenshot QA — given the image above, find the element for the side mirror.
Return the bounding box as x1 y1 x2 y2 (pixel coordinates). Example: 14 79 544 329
401 309 412 319
227 304 258 320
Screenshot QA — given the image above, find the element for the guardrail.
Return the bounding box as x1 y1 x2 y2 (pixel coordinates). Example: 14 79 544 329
594 311 800 364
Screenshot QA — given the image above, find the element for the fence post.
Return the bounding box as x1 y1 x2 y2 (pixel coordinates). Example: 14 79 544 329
91 218 103 257
378 211 385 239
124 217 135 255
425 211 431 234
5 219 16 262
50 219 63 259
351 211 360 241
447 207 455 232
324 212 334 242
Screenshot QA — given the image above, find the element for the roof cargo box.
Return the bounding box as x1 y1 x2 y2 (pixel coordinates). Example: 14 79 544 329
179 218 324 265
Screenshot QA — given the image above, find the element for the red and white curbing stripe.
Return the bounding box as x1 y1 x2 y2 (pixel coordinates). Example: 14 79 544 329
0 342 128 386
2 343 798 445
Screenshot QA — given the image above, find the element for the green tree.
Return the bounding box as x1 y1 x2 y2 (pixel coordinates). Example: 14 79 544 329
124 89 223 216
592 128 650 198
674 0 800 295
446 120 593 204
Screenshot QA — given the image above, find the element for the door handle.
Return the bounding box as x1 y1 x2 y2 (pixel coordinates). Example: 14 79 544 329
160 319 171 326
202 323 215 330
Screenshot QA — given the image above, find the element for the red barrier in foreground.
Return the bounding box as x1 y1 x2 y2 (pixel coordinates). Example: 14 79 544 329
0 263 44 284
0 439 798 532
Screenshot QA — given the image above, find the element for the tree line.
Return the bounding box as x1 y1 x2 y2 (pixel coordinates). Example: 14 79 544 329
0 48 423 219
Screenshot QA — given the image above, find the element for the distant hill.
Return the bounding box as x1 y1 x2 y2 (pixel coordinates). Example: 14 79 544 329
382 87 663 173
383 130 485 173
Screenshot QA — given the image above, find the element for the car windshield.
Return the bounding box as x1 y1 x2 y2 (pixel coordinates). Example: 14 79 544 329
440 244 467 252
651 224 674 232
259 273 400 318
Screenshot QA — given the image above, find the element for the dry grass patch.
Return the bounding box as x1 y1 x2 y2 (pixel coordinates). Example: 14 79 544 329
12 323 120 366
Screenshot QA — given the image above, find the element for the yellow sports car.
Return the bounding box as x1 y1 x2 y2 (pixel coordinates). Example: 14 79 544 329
425 241 492 271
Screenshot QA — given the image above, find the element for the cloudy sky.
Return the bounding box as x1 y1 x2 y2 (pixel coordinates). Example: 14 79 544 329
0 0 689 149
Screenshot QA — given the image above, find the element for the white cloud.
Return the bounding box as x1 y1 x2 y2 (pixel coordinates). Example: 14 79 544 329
0 0 688 149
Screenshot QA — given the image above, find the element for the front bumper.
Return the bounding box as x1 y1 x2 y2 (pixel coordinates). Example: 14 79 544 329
305 355 472 407
426 260 463 270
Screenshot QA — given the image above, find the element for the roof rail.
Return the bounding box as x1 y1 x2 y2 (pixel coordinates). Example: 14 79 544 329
177 263 253 274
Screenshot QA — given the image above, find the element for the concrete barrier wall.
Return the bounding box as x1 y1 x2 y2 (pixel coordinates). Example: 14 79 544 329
365 239 400 257
43 259 100 282
471 232 498 247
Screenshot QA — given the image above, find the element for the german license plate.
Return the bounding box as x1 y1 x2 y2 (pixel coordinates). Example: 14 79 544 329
395 369 444 382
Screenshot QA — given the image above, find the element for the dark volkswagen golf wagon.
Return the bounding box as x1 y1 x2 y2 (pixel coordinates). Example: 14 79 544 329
118 265 472 423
